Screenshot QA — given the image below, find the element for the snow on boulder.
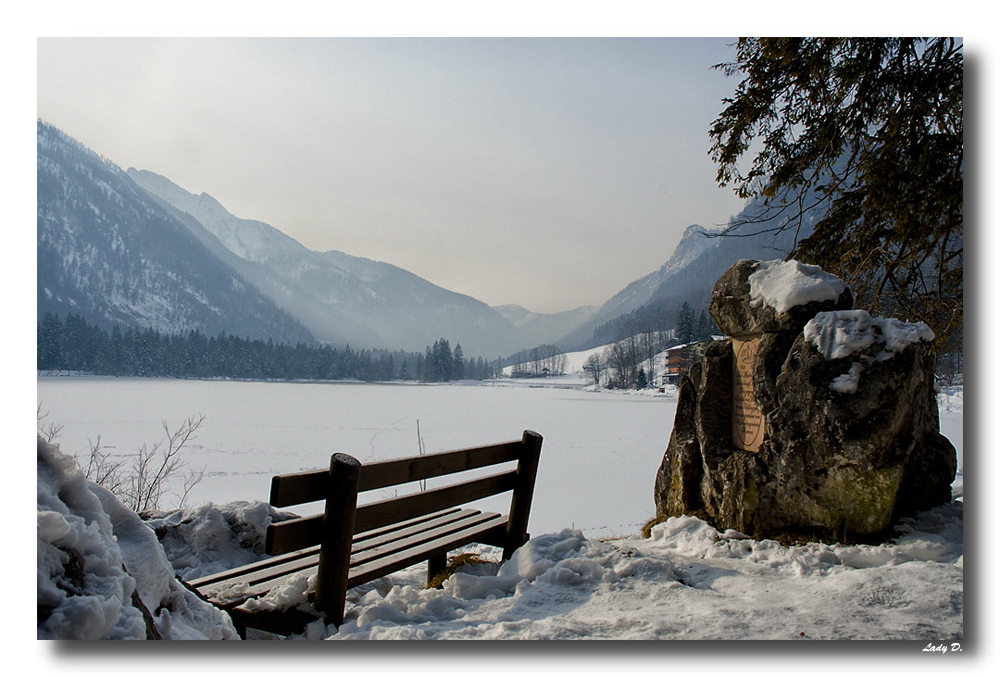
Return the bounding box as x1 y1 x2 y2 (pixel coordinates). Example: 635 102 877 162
748 259 848 314
709 259 853 337
804 309 935 361
37 436 239 639
802 310 935 395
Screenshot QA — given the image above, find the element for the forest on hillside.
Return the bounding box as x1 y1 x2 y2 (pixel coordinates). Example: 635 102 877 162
37 312 501 383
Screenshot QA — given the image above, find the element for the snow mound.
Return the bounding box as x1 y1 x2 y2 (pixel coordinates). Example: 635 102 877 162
748 259 848 314
144 500 290 581
37 436 239 639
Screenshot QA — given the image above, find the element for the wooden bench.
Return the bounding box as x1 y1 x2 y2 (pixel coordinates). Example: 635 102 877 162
188 430 542 636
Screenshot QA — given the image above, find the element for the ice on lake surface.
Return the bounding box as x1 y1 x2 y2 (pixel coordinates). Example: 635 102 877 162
37 377 964 539
36 378 688 538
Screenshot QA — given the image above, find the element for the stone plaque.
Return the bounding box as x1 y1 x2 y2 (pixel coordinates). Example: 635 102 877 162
732 335 765 452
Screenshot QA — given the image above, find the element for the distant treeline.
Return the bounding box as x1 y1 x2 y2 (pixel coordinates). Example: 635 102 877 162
37 312 502 383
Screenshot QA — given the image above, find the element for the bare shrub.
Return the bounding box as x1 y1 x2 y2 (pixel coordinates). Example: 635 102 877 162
36 402 64 443
124 414 207 513
38 404 207 513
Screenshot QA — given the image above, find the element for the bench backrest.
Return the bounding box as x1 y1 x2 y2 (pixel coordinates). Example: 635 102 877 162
265 430 542 556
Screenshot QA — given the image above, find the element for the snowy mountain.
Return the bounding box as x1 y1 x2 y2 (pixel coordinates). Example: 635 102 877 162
127 169 542 357
39 120 827 361
36 122 314 344
599 224 719 314
557 205 822 350
36 122 585 357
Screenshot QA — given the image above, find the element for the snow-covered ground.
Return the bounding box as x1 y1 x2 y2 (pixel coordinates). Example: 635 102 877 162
499 342 667 388
36 376 968 655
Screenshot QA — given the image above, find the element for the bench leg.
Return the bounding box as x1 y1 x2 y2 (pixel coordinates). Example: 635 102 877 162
427 553 448 588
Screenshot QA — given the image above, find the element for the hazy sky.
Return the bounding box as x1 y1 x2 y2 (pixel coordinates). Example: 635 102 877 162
38 37 749 314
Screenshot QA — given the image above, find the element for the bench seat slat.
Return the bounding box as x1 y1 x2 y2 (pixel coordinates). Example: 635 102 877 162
192 509 495 604
352 508 481 555
228 512 507 603
189 545 321 590
187 546 319 590
350 510 503 569
347 514 509 587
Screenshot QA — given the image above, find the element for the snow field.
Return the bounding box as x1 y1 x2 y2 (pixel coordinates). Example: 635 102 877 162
35 376 967 654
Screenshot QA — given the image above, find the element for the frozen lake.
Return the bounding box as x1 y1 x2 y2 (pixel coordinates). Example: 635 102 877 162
37 377 964 539
37 378 681 538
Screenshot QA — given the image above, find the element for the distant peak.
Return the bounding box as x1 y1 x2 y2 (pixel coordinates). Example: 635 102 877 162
493 303 530 313
126 168 200 205
197 192 225 210
681 224 710 238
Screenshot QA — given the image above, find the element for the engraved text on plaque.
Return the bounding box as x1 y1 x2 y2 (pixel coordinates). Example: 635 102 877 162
732 335 765 451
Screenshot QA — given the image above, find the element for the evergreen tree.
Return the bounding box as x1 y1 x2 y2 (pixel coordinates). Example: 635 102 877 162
61 314 90 370
36 313 496 384
452 343 465 381
677 302 695 345
710 38 962 342
109 325 124 375
433 339 453 382
38 312 64 370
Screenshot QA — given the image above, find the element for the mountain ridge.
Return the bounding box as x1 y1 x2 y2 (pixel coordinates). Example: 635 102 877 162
36 122 315 345
39 122 821 362
127 168 531 357
555 203 820 351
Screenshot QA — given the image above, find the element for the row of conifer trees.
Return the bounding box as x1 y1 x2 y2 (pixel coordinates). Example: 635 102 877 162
37 312 502 383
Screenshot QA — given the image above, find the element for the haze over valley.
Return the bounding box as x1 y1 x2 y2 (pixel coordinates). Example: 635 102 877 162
38 121 811 362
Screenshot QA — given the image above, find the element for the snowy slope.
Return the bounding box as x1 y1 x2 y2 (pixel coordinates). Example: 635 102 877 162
36 122 314 344
128 169 534 357
557 201 825 350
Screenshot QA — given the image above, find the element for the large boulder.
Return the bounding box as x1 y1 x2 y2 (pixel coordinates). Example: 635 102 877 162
653 260 956 541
